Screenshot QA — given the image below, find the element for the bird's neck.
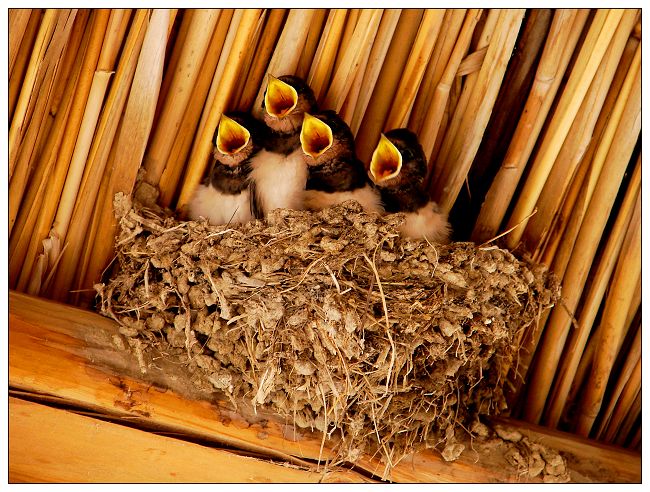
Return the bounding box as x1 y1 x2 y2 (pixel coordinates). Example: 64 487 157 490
378 184 429 213
209 160 250 195
264 129 300 155
306 155 366 193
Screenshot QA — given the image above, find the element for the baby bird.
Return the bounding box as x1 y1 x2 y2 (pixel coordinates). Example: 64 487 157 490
369 129 452 244
188 112 262 225
249 74 317 218
300 110 383 213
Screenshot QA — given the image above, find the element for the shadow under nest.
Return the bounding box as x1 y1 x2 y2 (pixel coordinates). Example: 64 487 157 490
96 192 559 473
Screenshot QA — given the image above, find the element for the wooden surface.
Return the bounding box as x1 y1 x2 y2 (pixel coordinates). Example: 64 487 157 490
8 291 641 483
9 397 365 483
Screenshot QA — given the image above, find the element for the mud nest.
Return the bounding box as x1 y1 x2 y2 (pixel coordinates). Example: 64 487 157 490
97 193 559 470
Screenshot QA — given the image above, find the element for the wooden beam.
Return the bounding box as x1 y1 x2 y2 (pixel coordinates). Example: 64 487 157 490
9 397 367 483
8 291 641 483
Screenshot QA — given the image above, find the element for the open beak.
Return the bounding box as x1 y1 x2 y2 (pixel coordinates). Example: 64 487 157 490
264 74 298 118
216 114 250 155
300 113 333 159
369 134 402 182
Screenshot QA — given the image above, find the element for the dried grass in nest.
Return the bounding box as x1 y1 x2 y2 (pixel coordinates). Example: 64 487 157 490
96 192 559 470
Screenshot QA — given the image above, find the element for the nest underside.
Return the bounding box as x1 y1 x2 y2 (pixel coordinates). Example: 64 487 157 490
97 194 559 471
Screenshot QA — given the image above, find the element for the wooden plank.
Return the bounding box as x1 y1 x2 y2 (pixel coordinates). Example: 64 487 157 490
8 291 641 483
8 397 365 483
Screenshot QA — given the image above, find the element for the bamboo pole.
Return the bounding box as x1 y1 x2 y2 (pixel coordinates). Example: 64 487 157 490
598 326 641 441
521 9 638 256
355 9 424 164
157 9 235 209
49 11 151 303
250 9 316 120
383 9 445 130
523 67 640 425
547 44 640 280
142 9 220 188
8 11 90 290
503 9 625 250
79 9 171 295
470 9 586 243
322 9 383 113
9 10 79 236
432 9 525 214
538 33 639 266
338 33 371 125
296 9 327 81
349 9 400 136
176 9 263 215
408 9 466 134
574 197 641 437
418 9 482 164
236 9 286 111
542 161 640 428
9 10 43 120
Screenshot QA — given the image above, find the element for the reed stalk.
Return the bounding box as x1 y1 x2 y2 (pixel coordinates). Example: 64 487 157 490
408 9 465 134
349 9 400 136
236 9 286 111
250 9 315 119
322 9 383 113
9 10 44 120
9 9 34 78
503 9 625 250
142 9 219 188
613 392 640 447
521 9 638 256
158 10 234 208
523 66 640 425
418 9 482 165
538 34 640 266
296 9 327 81
333 9 359 76
470 10 587 243
542 161 640 427
574 194 641 437
8 39 84 291
9 10 79 236
547 44 640 280
432 9 525 214
598 325 641 441
49 10 150 302
383 9 445 130
229 12 266 111
176 9 263 214
355 9 424 164
9 9 59 178
308 9 348 104
339 31 371 124
80 9 171 294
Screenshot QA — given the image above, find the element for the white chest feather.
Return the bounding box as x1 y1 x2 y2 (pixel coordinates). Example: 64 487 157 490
187 184 252 226
249 149 308 214
400 201 452 244
303 184 384 214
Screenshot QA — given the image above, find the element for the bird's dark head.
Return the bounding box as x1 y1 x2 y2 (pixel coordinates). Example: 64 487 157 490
368 128 427 190
262 74 317 134
213 112 262 166
299 110 354 167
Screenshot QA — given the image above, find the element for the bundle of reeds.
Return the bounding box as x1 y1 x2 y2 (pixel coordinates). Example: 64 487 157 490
8 8 641 449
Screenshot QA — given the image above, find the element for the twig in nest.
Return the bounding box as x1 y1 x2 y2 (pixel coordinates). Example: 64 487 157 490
479 208 538 249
